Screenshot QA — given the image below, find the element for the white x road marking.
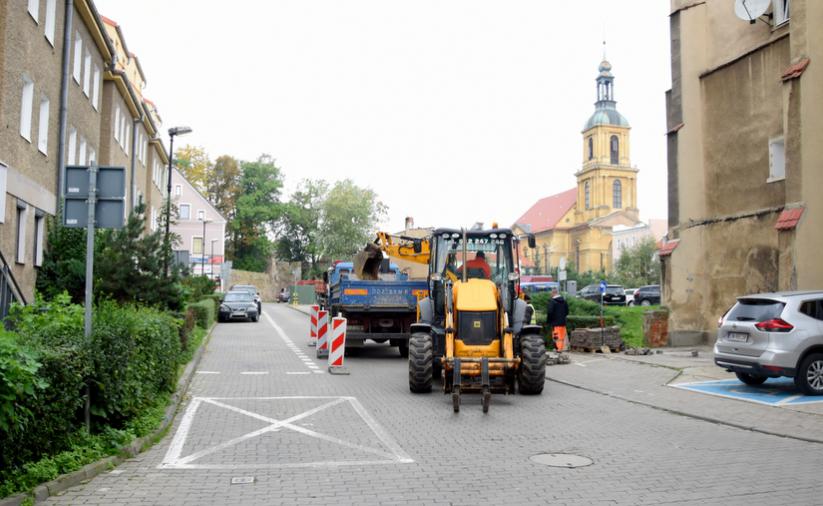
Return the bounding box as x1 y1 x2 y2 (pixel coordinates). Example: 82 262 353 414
159 396 414 470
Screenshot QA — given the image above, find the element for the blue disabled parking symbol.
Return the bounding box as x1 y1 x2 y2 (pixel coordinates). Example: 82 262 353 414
671 378 823 406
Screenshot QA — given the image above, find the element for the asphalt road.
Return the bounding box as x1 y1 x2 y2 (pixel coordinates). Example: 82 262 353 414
45 303 823 505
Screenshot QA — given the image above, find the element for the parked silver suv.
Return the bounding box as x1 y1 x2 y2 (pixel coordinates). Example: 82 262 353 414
714 291 823 395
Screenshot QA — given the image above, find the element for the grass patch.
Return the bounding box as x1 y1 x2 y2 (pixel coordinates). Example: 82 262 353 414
178 325 208 369
535 301 660 349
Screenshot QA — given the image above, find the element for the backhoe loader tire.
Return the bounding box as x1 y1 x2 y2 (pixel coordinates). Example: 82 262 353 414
518 333 546 395
409 332 433 393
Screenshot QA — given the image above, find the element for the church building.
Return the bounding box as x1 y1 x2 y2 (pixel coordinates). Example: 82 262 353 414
513 58 642 274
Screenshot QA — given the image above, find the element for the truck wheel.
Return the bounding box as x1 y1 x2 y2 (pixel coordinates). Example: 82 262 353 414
409 332 433 393
398 340 409 358
518 333 546 395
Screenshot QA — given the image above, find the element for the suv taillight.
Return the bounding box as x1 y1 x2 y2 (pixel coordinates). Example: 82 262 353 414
755 318 793 332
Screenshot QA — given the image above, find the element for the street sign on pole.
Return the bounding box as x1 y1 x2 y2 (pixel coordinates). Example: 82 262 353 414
63 164 126 431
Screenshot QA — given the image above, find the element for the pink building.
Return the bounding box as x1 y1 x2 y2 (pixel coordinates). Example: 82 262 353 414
169 168 226 283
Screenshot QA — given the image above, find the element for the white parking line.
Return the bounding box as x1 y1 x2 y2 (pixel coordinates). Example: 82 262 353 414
196 371 221 375
287 372 311 375
240 371 269 375
262 309 319 373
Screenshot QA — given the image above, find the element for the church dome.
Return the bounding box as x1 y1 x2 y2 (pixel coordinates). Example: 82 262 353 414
598 59 613 74
583 107 630 131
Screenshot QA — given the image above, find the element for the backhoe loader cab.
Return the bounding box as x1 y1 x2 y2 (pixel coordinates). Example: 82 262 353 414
409 228 546 412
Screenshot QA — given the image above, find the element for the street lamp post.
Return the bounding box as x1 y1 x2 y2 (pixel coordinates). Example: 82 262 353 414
200 218 211 276
163 126 192 277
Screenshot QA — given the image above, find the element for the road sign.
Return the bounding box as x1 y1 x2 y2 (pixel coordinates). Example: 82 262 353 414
558 269 567 282
63 165 125 229
599 280 607 293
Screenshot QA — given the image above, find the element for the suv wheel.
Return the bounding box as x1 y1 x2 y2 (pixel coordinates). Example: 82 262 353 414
795 353 823 395
735 372 767 386
640 299 651 306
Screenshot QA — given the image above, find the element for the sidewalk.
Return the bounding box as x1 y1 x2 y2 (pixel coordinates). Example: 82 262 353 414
548 347 823 443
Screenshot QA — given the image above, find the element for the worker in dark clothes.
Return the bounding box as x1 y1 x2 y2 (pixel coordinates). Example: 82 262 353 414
546 287 569 353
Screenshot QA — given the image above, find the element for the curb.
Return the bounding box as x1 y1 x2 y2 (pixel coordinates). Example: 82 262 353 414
546 375 823 446
285 304 312 317
0 322 217 506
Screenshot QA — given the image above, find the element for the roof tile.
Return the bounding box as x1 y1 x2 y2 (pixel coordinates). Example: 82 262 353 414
658 239 679 257
775 207 804 230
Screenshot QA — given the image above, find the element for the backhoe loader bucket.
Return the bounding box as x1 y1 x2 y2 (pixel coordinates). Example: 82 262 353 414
353 243 383 280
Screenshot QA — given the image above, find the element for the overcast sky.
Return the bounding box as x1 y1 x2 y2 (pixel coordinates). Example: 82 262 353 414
96 0 671 232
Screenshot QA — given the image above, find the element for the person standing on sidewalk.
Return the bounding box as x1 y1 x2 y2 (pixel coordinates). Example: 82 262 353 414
546 288 569 354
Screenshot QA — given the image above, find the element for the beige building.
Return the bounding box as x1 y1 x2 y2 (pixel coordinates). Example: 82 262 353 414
663 0 822 344
514 59 642 275
0 0 114 307
0 0 179 313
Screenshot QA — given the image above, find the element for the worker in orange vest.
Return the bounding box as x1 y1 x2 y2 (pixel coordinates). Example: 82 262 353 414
463 251 491 279
546 287 569 353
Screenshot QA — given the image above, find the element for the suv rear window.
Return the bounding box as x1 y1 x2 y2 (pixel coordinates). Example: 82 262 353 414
727 299 785 322
605 286 624 295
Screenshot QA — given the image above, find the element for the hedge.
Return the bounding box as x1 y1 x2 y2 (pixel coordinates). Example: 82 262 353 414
0 294 185 476
187 299 215 329
202 292 224 314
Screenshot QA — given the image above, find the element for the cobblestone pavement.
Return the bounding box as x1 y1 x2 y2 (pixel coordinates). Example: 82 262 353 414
46 304 823 505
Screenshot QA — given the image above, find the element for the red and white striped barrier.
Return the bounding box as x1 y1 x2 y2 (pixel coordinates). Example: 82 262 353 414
328 316 349 374
308 305 319 347
315 310 329 359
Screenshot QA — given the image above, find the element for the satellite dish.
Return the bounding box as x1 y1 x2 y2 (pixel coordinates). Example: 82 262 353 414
734 0 771 24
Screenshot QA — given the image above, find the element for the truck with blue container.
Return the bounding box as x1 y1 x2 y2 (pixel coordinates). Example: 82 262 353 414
322 258 428 357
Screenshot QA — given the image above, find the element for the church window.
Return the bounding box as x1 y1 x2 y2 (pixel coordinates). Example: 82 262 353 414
584 181 590 210
613 180 622 209
587 137 593 160
610 135 619 164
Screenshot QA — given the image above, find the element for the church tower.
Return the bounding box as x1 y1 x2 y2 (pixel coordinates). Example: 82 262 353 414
575 58 638 223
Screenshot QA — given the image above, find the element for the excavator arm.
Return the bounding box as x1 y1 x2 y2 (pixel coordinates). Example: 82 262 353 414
354 232 431 279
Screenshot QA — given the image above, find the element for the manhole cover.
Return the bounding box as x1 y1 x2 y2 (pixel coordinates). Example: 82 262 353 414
530 453 593 468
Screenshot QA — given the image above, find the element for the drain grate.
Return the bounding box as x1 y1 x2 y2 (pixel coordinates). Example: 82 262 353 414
530 453 593 468
230 476 255 485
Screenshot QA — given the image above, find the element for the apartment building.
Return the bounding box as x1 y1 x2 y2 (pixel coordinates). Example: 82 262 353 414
0 0 181 312
663 0 822 344
0 0 115 307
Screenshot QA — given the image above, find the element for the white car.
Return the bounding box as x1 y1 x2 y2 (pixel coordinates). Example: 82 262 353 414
625 288 637 306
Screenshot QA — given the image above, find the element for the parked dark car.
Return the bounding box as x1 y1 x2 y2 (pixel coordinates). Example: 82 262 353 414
603 285 626 305
218 290 260 323
577 284 601 302
231 284 262 314
633 285 661 306
577 284 625 305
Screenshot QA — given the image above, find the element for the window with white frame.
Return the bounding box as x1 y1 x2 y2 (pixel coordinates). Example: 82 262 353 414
16 202 27 264
27 0 39 22
124 123 130 154
175 185 181 196
179 204 190 220
88 146 96 164
773 0 790 25
114 106 121 142
82 49 91 97
37 95 49 154
78 136 87 165
151 207 157 231
769 136 785 181
0 164 7 224
92 65 100 110
67 126 77 164
34 210 44 267
197 210 205 221
44 0 56 44
73 33 82 83
20 76 34 142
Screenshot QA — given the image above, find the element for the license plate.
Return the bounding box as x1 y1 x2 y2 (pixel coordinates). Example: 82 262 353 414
727 332 748 343
233 311 246 316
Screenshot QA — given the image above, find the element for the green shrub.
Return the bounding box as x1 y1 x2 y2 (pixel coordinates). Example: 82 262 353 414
202 292 224 314
0 294 184 475
182 275 217 303
187 299 214 329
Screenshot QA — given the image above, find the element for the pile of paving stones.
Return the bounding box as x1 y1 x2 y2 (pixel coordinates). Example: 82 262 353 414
569 326 624 352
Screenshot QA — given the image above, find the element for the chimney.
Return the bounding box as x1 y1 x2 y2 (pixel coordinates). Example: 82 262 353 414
405 216 414 231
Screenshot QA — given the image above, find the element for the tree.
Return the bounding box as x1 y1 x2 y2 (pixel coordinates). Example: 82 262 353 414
613 236 661 288
174 145 211 193
206 155 241 220
95 204 185 309
227 154 284 272
36 221 86 302
319 179 387 261
276 179 328 278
